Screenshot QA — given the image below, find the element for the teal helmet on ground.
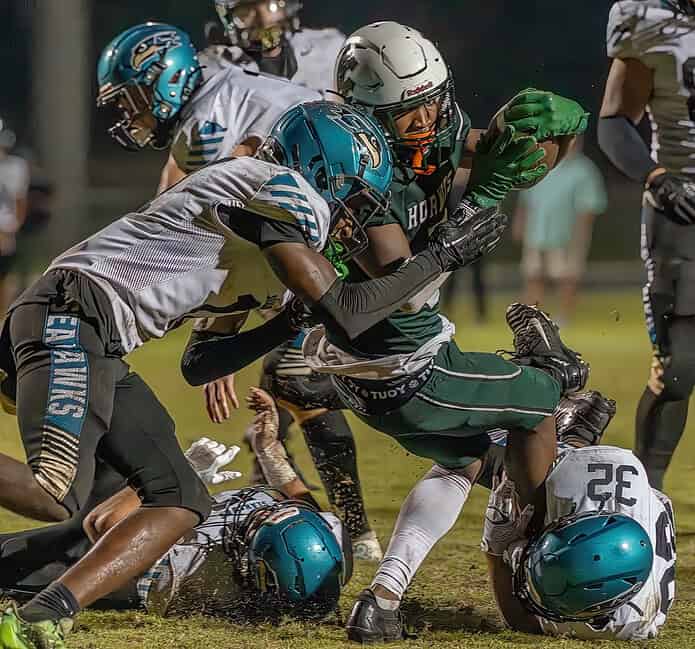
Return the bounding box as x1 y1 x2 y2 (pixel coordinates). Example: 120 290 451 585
96 23 202 150
240 496 348 609
263 101 393 264
514 512 654 623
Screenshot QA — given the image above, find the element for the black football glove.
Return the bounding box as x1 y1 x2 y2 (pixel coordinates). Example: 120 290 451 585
645 172 695 226
427 200 509 272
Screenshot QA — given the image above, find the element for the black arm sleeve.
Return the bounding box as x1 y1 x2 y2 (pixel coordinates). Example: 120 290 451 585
181 312 295 385
598 115 658 183
309 249 443 341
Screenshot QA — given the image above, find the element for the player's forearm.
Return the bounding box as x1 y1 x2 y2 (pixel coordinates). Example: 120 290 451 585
486 554 542 634
180 312 294 385
308 250 444 340
597 115 659 183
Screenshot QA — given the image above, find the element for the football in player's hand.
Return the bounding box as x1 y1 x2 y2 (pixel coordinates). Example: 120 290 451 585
494 112 576 189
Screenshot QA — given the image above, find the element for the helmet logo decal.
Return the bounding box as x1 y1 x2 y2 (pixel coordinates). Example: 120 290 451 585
355 132 382 169
131 30 181 71
404 80 434 99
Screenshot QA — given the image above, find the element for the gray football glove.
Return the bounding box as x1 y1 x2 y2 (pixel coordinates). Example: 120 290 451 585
428 200 509 272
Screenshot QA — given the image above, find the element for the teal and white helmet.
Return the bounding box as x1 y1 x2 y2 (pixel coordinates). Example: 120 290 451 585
514 512 654 623
334 21 457 175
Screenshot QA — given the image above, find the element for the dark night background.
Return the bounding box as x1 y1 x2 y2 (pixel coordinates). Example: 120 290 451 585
0 0 638 268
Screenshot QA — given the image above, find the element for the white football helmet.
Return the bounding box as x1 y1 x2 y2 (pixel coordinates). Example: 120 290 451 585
334 21 457 175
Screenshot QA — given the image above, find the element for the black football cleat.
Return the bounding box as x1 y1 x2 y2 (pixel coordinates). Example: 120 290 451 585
346 589 407 644
555 390 617 448
504 303 590 394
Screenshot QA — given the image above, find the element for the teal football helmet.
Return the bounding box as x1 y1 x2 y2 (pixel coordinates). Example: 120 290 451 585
224 489 348 611
96 23 202 150
514 512 654 623
263 101 393 264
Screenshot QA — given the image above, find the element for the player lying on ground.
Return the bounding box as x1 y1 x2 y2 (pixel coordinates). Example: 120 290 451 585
0 100 506 649
483 443 676 641
598 0 695 491
0 388 350 624
202 0 344 93
97 22 382 560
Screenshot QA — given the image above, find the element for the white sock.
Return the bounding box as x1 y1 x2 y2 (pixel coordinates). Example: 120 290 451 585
371 464 472 600
374 594 400 610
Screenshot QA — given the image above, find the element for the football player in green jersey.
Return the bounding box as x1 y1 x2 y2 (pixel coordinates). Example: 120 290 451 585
325 22 593 641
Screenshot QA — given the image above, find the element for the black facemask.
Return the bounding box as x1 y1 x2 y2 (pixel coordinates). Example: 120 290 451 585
254 39 298 80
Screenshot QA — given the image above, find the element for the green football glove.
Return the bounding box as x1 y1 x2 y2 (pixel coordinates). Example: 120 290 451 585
501 88 590 141
466 125 548 209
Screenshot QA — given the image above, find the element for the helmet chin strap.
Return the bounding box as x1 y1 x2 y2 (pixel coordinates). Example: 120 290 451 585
402 132 438 176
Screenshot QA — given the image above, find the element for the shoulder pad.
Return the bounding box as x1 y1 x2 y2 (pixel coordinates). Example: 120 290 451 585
246 170 330 250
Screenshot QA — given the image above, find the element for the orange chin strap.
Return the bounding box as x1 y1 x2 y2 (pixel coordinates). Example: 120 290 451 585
403 129 437 176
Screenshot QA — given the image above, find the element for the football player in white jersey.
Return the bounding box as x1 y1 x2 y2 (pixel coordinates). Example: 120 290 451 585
0 388 350 619
482 445 676 640
598 1 695 490
0 90 505 647
96 23 321 193
97 23 384 560
201 0 344 94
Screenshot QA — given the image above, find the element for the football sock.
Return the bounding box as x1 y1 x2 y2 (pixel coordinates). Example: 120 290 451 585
372 464 472 600
19 582 81 622
302 411 370 539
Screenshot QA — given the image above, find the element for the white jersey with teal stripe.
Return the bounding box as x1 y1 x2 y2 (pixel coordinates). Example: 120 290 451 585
171 65 320 173
539 446 676 640
199 27 345 95
136 489 344 616
607 1 695 175
49 157 331 352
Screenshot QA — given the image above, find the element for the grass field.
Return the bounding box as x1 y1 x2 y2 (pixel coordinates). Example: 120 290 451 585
1 290 694 648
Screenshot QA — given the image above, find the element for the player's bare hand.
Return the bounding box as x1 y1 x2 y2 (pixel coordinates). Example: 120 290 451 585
83 487 141 544
204 374 239 423
245 387 280 452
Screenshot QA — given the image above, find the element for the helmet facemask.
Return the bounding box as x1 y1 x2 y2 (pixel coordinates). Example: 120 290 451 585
97 77 175 151
216 0 302 53
222 491 346 608
371 75 457 176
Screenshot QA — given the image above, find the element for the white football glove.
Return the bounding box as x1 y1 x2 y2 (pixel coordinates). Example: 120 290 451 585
184 437 242 486
481 477 534 558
